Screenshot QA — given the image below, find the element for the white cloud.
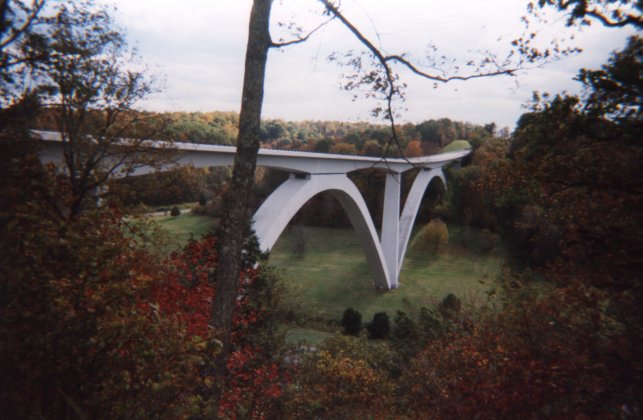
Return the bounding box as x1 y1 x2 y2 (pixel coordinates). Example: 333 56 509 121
104 0 635 129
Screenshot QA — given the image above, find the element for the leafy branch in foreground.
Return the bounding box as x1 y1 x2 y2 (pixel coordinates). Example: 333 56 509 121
320 0 578 158
528 0 642 29
21 0 174 217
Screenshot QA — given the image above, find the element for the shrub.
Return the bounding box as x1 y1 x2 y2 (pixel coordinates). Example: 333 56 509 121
392 310 418 342
391 311 420 363
341 308 362 336
192 195 224 217
367 312 390 340
418 307 446 342
477 228 499 253
438 293 461 320
404 284 641 418
282 336 395 418
170 205 181 217
198 192 207 206
192 201 221 217
417 218 449 253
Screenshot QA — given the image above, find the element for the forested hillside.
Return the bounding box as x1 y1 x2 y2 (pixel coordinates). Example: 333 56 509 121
34 107 498 155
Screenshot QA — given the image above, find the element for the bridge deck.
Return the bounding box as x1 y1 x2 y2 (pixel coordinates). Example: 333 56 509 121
35 130 470 175
35 129 471 289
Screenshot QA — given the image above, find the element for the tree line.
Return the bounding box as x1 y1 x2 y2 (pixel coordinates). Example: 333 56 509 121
33 105 500 155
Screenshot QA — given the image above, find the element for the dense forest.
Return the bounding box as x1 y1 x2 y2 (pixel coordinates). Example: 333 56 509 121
147 112 501 156
34 107 501 154
1 0 641 418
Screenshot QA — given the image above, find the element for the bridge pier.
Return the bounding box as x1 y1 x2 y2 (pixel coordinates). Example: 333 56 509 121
381 173 401 288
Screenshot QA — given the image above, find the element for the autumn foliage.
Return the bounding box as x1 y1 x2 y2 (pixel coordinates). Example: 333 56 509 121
0 159 206 418
404 279 641 418
415 218 449 254
0 156 284 418
283 336 396 418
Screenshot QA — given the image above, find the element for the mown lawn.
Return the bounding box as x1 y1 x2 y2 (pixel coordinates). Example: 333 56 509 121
269 225 503 321
148 213 218 251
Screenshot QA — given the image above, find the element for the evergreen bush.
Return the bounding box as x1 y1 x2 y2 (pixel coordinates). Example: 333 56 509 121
367 312 390 340
341 307 362 336
438 293 461 320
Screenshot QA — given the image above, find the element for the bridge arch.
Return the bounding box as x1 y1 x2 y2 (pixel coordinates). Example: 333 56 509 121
397 168 446 274
252 173 391 289
35 130 471 290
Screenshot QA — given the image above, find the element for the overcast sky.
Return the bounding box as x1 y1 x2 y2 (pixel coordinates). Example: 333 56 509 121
106 0 635 129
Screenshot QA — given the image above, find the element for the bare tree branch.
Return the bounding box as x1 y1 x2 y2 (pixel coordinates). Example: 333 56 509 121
320 0 516 167
319 0 402 150
530 0 643 29
320 0 520 84
385 54 516 82
270 17 334 48
0 0 45 50
583 9 642 28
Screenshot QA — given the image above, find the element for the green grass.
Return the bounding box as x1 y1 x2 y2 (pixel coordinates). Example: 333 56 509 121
269 225 503 321
142 212 504 324
284 328 335 346
442 139 471 152
150 213 217 249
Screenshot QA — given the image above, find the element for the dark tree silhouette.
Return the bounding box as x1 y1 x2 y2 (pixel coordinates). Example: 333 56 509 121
367 312 390 340
341 308 362 336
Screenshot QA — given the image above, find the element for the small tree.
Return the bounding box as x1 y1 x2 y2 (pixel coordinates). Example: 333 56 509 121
170 206 181 217
367 312 390 340
418 218 449 254
438 293 461 320
418 307 445 342
17 0 172 217
198 192 207 206
341 307 362 336
392 310 418 342
391 310 420 361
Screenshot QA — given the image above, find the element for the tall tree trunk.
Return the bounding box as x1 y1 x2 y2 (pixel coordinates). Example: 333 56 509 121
210 0 273 349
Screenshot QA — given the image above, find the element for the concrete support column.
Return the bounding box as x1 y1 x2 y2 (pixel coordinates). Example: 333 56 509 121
381 172 401 288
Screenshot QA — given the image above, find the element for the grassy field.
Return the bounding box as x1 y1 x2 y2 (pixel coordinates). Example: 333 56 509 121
148 212 218 251
270 225 503 321
146 213 504 323
284 328 335 346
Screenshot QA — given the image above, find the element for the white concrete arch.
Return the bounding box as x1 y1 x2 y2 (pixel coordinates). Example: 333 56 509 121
35 130 471 290
397 168 446 274
252 173 391 289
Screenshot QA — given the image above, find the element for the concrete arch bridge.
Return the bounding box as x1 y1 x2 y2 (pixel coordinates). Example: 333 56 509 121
37 131 470 290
